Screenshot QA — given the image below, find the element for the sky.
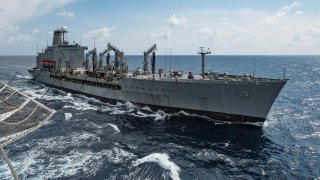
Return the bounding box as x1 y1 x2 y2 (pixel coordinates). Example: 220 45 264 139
0 0 319 55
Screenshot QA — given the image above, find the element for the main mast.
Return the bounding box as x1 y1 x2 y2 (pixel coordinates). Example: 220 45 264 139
198 47 211 78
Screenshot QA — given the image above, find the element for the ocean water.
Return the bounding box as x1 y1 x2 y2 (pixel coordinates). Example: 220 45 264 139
0 55 319 179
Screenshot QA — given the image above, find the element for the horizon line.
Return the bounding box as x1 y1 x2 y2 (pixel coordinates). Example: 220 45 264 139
1 54 320 56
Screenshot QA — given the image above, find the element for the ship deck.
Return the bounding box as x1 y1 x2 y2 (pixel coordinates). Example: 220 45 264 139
37 68 287 86
126 71 286 83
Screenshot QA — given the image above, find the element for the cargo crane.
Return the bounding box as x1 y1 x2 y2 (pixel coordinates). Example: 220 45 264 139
86 48 97 77
107 43 127 75
98 43 126 75
98 49 110 70
143 44 157 74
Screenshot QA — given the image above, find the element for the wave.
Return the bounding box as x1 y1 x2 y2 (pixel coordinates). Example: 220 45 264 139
16 84 189 123
133 153 181 180
19 85 74 102
303 97 320 102
108 123 120 133
131 110 167 121
62 95 172 122
264 108 286 128
64 113 72 120
297 132 320 139
193 149 235 166
4 148 132 179
64 99 101 111
32 132 101 150
15 74 32 79
0 135 135 179
16 84 223 124
105 147 136 163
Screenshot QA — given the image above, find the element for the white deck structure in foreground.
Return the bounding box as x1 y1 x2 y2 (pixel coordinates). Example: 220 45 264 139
0 81 55 146
0 81 55 179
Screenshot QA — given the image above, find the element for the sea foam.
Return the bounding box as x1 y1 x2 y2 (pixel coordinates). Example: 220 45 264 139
64 113 72 120
108 123 120 133
133 153 181 180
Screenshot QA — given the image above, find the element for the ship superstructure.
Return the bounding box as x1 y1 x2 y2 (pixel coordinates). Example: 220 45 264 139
29 28 287 125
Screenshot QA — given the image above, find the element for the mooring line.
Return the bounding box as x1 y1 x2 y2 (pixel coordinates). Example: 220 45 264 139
0 145 19 180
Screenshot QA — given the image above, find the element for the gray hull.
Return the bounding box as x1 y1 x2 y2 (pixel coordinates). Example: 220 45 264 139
29 69 286 124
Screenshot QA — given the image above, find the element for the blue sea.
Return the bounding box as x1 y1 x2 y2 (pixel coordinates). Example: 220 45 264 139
0 55 319 179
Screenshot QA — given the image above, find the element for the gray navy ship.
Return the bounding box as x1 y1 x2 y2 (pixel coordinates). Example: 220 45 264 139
28 27 287 125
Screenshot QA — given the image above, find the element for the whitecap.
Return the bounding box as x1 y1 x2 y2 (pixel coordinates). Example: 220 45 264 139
116 101 124 106
63 98 102 111
141 106 152 111
64 113 72 120
110 108 128 115
19 87 46 99
19 86 74 102
135 110 150 117
31 132 101 151
1 147 108 179
105 147 135 163
298 132 320 139
302 97 320 102
133 153 181 180
193 149 235 166
310 121 320 126
153 110 167 121
176 110 190 116
108 123 120 133
130 110 168 121
173 110 212 120
15 74 32 79
124 101 137 109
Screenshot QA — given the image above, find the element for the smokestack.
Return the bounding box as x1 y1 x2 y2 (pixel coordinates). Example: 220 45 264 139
52 27 67 46
52 30 63 46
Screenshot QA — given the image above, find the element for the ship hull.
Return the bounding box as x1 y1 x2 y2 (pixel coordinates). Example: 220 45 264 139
28 69 286 125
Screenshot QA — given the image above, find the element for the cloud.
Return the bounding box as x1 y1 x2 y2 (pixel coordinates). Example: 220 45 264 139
1 1 319 55
234 8 267 17
294 10 304 16
0 0 76 41
32 28 40 34
0 0 76 23
83 27 113 41
168 14 188 27
260 1 302 24
220 22 247 36
293 22 320 44
7 34 34 44
195 23 248 47
147 29 171 40
196 28 216 42
9 26 20 32
57 10 75 18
